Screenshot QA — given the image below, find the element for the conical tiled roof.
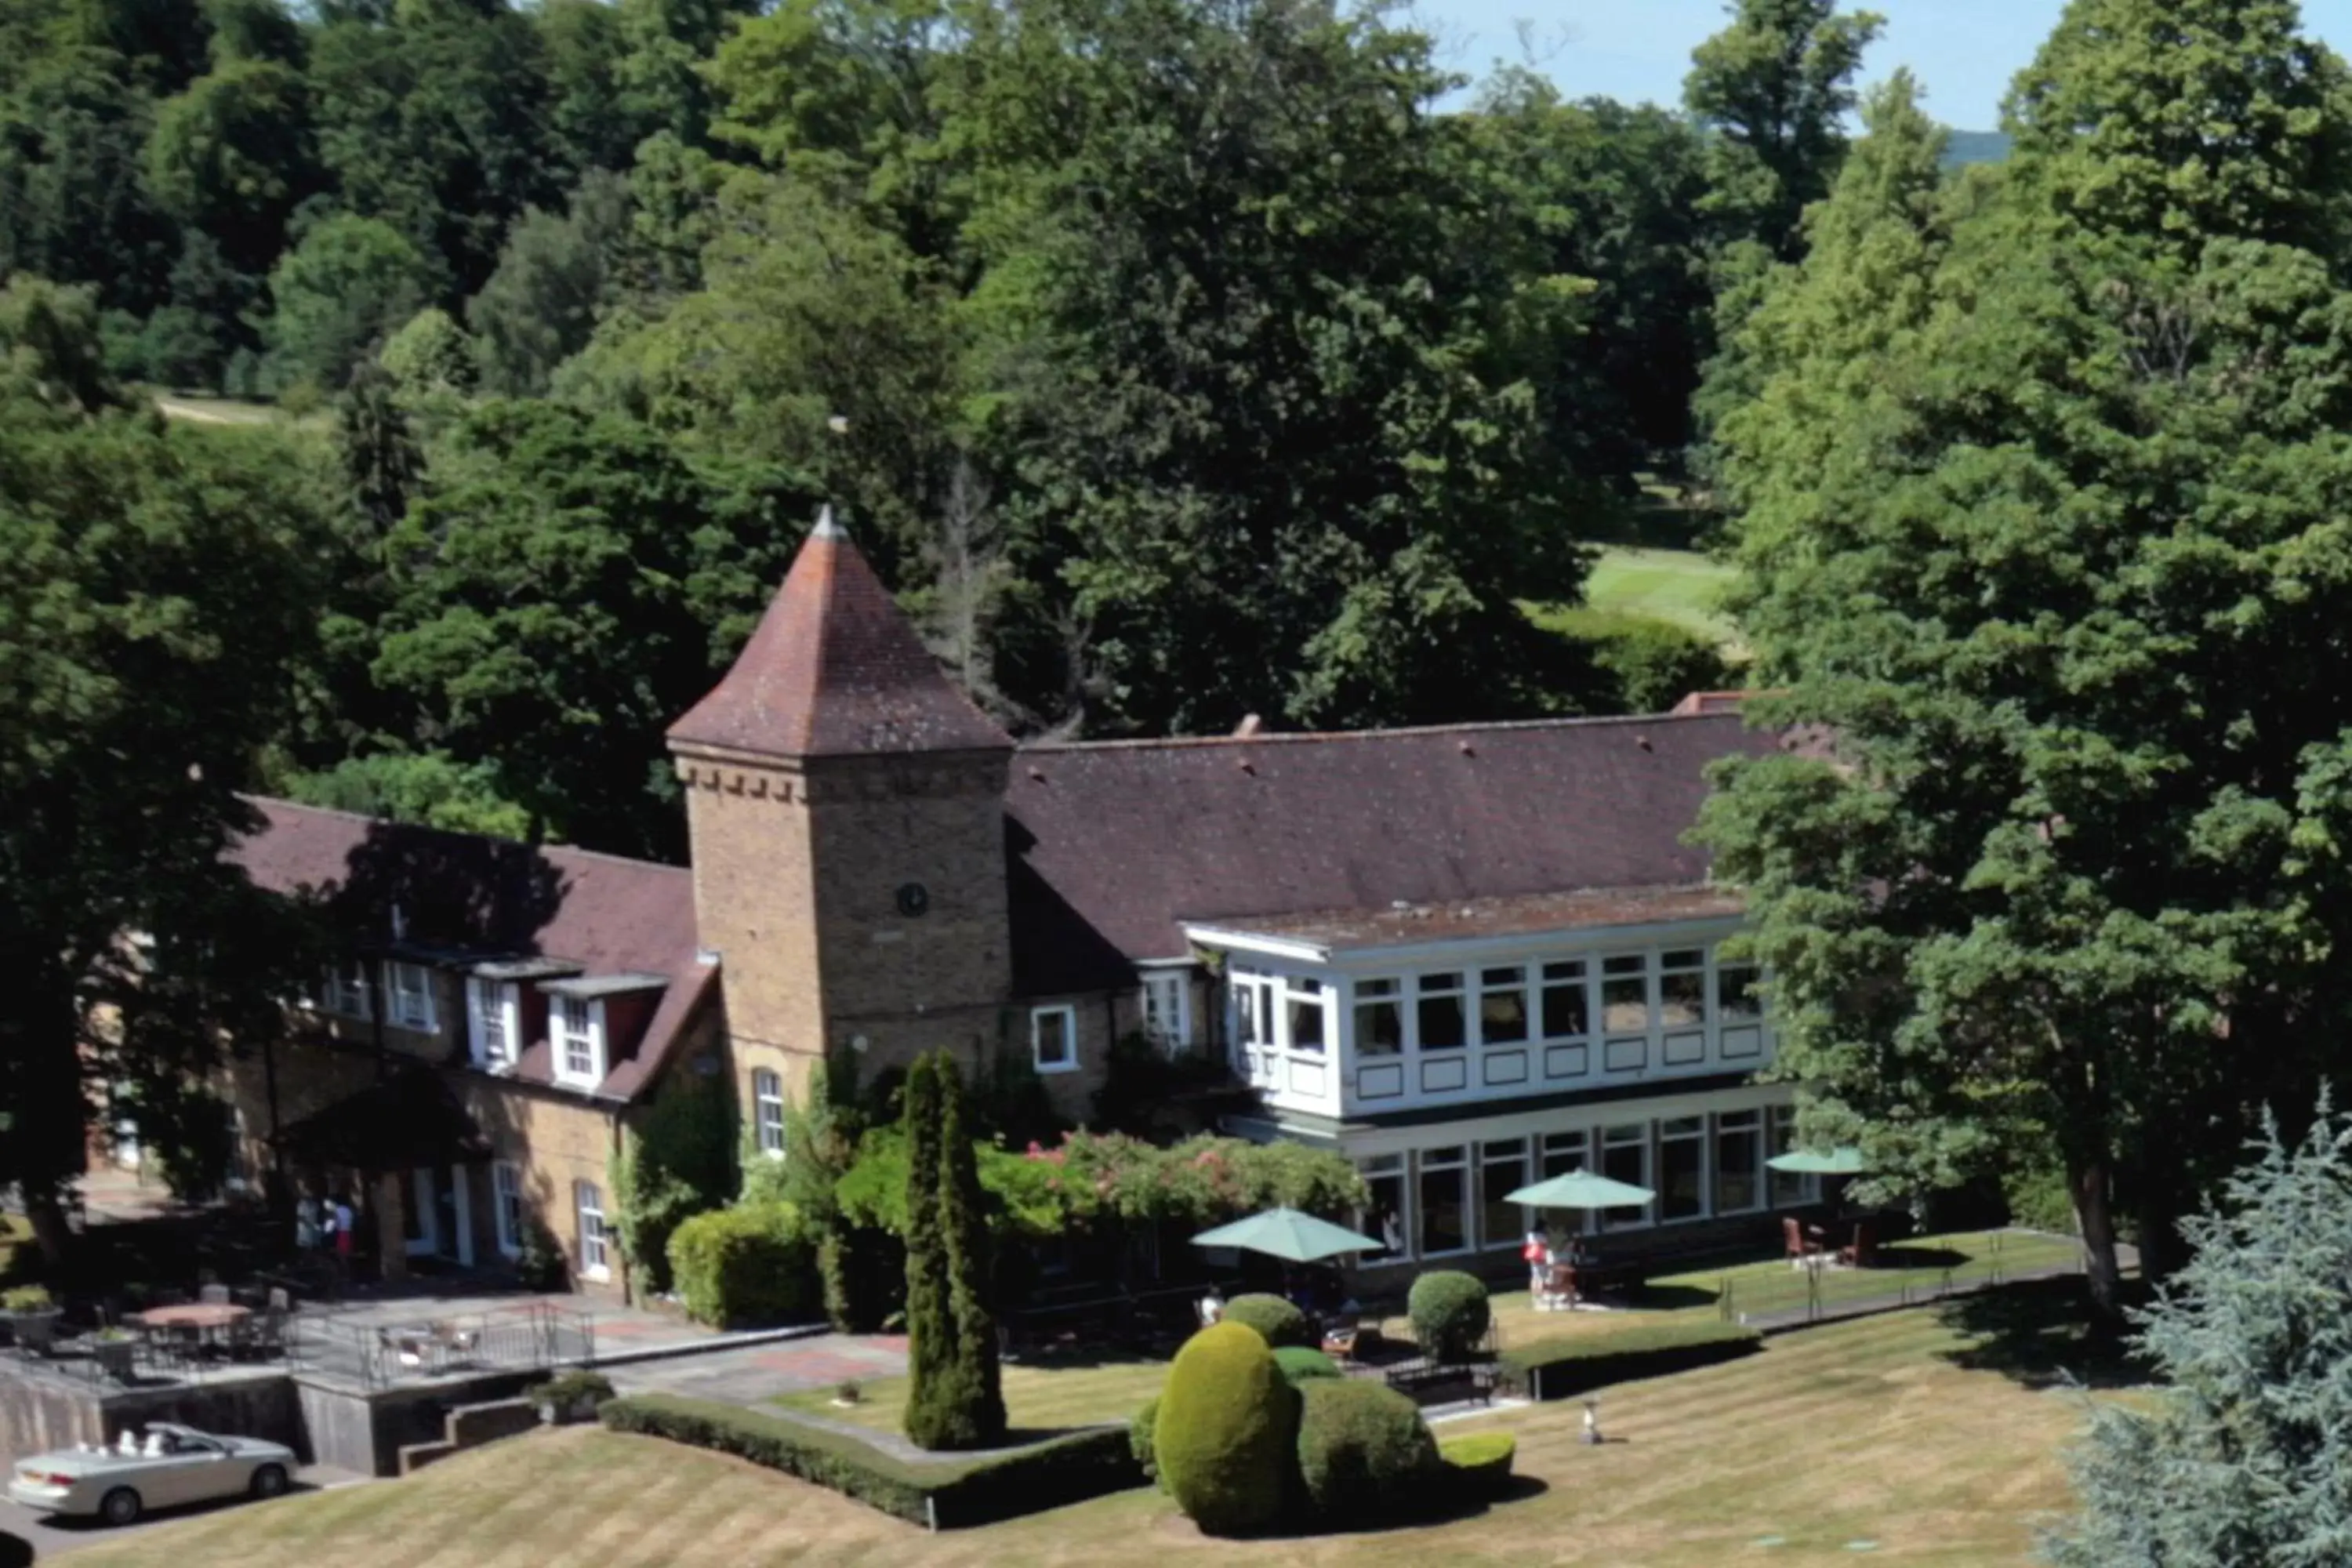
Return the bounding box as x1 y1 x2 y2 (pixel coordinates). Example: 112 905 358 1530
667 510 1012 758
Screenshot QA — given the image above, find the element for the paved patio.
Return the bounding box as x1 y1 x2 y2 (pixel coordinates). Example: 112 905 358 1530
608 1334 908 1409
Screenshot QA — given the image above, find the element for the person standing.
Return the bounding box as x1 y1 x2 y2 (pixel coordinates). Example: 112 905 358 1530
330 1193 356 1282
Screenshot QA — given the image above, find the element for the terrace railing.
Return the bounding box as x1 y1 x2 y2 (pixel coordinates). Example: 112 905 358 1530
311 1300 597 1390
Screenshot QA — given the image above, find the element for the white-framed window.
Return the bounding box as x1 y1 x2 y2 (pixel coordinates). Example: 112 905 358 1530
1660 949 1708 1029
555 995 604 1087
467 977 518 1070
1661 1114 1708 1222
1140 971 1192 1051
1539 960 1588 1040
384 962 437 1033
1601 1123 1653 1231
1717 961 1762 1022
1477 966 1530 1047
321 960 372 1019
492 1160 524 1258
1283 976 1327 1054
575 1179 608 1278
1416 972 1467 1051
753 1068 786 1156
1769 1105 1820 1207
1359 1152 1409 1260
1715 1109 1763 1214
1541 1127 1589 1179
1032 1004 1078 1074
1354 978 1404 1057
1599 954 1650 1035
1479 1137 1529 1250
1417 1145 1470 1257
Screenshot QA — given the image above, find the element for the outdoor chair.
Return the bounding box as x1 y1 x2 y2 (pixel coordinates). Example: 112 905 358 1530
1839 1218 1878 1269
267 1287 292 1312
1537 1261 1578 1311
198 1283 231 1305
1784 1217 1824 1269
1320 1323 1359 1363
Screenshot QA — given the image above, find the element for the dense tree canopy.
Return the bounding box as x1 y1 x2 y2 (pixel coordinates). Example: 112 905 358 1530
1700 0 2352 1314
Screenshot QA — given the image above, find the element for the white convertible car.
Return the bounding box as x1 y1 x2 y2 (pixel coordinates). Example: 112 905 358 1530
8 1422 296 1525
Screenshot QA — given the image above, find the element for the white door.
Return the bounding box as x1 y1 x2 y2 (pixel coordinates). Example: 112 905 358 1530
408 1167 440 1257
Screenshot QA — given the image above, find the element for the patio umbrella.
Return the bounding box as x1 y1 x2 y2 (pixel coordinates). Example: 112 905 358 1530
1766 1146 1869 1175
1189 1207 1383 1263
1503 1170 1657 1210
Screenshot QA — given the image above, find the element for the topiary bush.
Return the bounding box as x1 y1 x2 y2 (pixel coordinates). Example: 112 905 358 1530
1272 1345 1340 1386
1407 1270 1491 1362
667 1201 818 1327
1155 1320 1300 1535
1439 1431 1515 1501
1294 1377 1441 1523
1221 1293 1313 1348
1129 1396 1162 1489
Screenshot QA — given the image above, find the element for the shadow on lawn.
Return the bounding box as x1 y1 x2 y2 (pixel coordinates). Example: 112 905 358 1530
1934 1276 2152 1391
1249 1475 1552 1540
1623 1283 1716 1312
1873 1245 1972 1272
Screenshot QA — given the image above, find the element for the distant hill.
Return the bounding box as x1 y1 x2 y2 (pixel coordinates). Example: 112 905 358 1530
1941 130 2012 171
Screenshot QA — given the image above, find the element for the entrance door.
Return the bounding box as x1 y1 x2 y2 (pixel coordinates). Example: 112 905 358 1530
407 1167 440 1257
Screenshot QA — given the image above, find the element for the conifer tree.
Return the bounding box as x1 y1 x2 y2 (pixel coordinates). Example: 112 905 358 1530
898 1052 956 1448
2048 1101 2352 1564
933 1055 1006 1447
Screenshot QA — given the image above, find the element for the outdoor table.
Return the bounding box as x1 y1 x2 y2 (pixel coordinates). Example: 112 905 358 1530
136 1303 252 1331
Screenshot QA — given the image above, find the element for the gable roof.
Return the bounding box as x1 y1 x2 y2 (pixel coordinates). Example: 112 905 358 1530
667 511 1012 759
1004 711 1785 994
230 799 713 1102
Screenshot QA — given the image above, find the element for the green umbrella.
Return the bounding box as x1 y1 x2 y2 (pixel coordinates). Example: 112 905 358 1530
1766 1145 1869 1175
1190 1207 1383 1264
1503 1170 1657 1210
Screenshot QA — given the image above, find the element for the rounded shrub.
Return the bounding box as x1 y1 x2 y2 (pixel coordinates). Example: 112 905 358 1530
1155 1320 1301 1535
1294 1377 1441 1523
1439 1431 1515 1501
666 1201 817 1327
1272 1345 1340 1387
1221 1293 1313 1348
1130 1395 1162 1488
1407 1270 1491 1362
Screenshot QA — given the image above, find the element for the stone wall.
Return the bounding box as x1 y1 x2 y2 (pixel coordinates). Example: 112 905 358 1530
0 1370 303 1467
396 1396 539 1475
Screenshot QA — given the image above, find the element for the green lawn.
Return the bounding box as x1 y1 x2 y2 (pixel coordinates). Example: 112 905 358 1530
63 1298 2112 1568
1526 546 1740 652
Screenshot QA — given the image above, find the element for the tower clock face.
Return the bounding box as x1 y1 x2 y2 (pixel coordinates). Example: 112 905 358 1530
895 882 930 917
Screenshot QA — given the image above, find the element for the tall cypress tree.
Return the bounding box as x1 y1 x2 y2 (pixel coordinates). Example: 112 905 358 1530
935 1056 1006 1447
898 1052 955 1448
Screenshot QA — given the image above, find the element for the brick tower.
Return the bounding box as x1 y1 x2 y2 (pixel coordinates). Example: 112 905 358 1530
666 509 1016 1109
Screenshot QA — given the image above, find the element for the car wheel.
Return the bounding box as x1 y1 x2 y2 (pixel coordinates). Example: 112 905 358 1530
99 1487 142 1526
249 1464 289 1501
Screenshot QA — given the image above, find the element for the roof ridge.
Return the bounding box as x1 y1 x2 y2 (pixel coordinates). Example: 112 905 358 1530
1016 708 1745 754
237 794 689 878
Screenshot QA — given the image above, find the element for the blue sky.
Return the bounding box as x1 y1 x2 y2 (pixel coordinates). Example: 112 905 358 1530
1423 1 2352 130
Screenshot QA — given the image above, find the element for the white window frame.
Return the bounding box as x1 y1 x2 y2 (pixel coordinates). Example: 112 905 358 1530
1416 1144 1473 1259
1358 1152 1410 1261
575 1180 608 1279
1659 1113 1711 1225
492 1160 524 1259
1032 1004 1079 1075
1140 971 1192 1051
554 995 606 1087
322 960 372 1020
753 1068 786 1156
468 977 519 1071
384 962 437 1033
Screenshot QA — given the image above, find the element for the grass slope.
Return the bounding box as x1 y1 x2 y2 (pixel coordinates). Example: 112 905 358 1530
66 1294 2107 1568
1525 546 1740 654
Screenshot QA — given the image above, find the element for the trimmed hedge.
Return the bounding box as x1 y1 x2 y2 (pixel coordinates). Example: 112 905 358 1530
1407 1271 1490 1362
667 1202 818 1328
1222 1293 1313 1348
601 1394 1141 1527
1501 1320 1762 1401
1439 1432 1515 1501
1294 1377 1441 1523
1156 1320 1299 1535
1272 1345 1340 1386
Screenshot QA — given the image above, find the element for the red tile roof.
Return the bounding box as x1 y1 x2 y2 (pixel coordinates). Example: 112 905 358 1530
1004 712 1787 994
668 512 1012 758
230 799 713 1103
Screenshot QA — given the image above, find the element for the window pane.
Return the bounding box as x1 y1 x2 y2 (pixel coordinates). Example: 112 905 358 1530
1600 1126 1649 1229
1356 999 1404 1056
1541 979 1588 1039
1602 977 1650 1032
1663 949 1704 971
1479 1142 1526 1252
1358 978 1399 997
1419 973 1463 993
1541 1131 1588 1178
1715 1112 1761 1214
1288 993 1327 1052
1602 955 1646 975
1770 1105 1813 1206
1361 1164 1408 1260
1660 971 1707 1028
1661 1125 1706 1221
1478 982 1528 1044
1718 965 1762 1022
1418 993 1466 1050
1418 1159 1466 1255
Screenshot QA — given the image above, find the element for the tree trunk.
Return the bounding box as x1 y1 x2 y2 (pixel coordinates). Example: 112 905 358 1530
2068 1156 2125 1323
24 1185 74 1269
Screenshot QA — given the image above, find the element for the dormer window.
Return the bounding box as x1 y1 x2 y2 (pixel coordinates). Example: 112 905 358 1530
468 978 519 1070
384 962 437 1033
556 995 605 1087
